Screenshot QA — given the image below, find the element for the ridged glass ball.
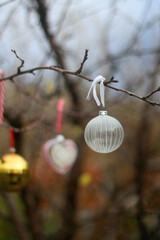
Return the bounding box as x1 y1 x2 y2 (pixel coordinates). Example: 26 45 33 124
84 111 124 153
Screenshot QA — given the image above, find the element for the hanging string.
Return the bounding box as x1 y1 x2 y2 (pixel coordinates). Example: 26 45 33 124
56 98 65 134
0 70 5 124
86 75 106 107
10 128 15 152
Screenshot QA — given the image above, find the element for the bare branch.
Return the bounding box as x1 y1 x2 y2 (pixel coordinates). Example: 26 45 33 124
3 114 45 133
75 49 89 74
13 80 47 105
0 65 94 82
104 76 119 84
107 85 160 107
143 86 160 99
0 0 15 7
2 193 30 240
0 51 160 107
11 49 25 73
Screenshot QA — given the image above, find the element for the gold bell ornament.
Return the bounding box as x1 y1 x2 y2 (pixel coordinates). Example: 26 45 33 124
85 75 124 153
0 129 29 191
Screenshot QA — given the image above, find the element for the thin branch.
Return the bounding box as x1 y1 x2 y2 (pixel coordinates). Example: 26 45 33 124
34 0 84 126
107 85 160 107
1 64 160 107
11 49 25 73
56 0 74 35
2 114 45 133
75 49 89 74
0 4 18 38
13 80 48 105
2 193 30 240
143 86 160 99
104 76 118 84
0 0 15 7
0 50 160 107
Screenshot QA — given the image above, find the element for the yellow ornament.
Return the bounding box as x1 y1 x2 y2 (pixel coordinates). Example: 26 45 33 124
0 153 29 191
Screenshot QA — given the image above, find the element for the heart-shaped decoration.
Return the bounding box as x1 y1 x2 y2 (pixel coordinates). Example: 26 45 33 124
43 135 78 174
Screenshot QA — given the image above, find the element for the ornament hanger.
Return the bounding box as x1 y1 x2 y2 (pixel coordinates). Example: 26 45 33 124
85 75 124 153
86 75 106 107
56 98 65 134
0 70 5 124
10 128 15 153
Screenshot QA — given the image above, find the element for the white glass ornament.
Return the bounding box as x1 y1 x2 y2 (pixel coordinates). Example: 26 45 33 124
84 111 124 153
43 135 78 174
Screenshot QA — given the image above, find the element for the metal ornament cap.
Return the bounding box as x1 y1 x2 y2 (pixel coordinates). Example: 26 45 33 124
84 111 124 153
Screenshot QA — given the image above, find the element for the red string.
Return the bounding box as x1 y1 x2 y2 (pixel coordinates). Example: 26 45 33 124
56 99 65 134
0 70 5 124
10 128 15 149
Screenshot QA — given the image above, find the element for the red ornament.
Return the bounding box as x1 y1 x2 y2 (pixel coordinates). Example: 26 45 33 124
0 70 5 124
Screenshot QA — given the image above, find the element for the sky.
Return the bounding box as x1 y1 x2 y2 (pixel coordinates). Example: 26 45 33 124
0 0 159 89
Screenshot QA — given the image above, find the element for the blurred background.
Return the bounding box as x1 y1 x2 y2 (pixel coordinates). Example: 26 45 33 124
0 0 160 239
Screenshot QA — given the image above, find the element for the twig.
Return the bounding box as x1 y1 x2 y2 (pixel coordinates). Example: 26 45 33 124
11 49 25 73
104 76 118 84
75 49 89 74
3 114 45 133
106 85 160 107
13 80 47 105
0 0 15 7
143 86 160 99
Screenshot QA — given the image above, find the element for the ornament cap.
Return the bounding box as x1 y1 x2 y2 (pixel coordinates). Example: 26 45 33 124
10 147 16 153
99 110 108 116
56 134 65 142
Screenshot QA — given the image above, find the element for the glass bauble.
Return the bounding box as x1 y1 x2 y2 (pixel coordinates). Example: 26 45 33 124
84 111 124 153
0 153 29 191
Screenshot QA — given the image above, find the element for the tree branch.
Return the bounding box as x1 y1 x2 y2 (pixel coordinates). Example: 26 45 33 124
3 113 45 133
143 86 160 99
106 85 160 107
75 49 89 74
11 49 25 73
0 0 15 7
2 193 30 240
0 50 160 107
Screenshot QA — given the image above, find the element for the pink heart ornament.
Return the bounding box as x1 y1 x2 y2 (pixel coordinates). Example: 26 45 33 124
43 135 78 174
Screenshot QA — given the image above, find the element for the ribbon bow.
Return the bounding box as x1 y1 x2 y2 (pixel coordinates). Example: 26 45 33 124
86 75 106 107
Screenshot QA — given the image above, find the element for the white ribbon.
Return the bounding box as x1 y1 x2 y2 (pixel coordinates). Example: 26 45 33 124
86 75 106 107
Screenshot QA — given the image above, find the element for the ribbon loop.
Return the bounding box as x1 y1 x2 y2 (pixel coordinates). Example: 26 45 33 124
0 70 5 124
56 99 65 134
10 128 16 152
86 75 106 107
